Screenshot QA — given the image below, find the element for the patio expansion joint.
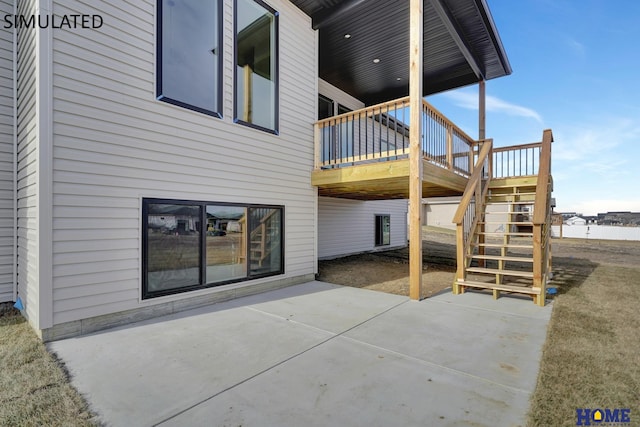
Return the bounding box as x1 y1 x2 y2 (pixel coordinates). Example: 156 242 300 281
339 333 532 395
153 298 411 426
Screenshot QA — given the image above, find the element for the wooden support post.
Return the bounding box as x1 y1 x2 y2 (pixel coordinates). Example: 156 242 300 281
533 224 545 306
314 123 321 169
408 0 423 301
454 224 464 294
547 232 553 277
479 80 486 141
477 82 486 268
475 177 485 268
446 126 453 170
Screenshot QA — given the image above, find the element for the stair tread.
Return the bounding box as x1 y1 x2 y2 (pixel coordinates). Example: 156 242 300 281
466 267 534 278
483 211 532 214
456 279 541 294
480 221 533 225
479 232 533 237
475 242 534 249
485 201 534 205
470 254 534 262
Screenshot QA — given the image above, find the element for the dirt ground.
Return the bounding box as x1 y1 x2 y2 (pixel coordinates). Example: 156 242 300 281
317 226 640 299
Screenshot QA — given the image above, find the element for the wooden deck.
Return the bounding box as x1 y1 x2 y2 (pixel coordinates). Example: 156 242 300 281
311 158 468 200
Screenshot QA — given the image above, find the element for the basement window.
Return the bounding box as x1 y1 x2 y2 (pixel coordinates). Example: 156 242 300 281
375 214 391 246
234 0 279 133
143 199 284 299
157 0 223 117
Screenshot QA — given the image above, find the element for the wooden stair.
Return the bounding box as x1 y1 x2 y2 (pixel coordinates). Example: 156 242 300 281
452 130 554 306
455 178 542 303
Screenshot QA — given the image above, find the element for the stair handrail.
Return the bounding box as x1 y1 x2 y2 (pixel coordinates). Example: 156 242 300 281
532 129 553 306
453 139 493 225
452 139 493 292
532 129 553 225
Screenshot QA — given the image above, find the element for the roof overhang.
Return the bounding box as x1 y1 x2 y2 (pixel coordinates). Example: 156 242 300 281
290 0 511 105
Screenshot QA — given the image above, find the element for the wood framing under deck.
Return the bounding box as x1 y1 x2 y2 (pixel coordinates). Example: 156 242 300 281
311 159 468 200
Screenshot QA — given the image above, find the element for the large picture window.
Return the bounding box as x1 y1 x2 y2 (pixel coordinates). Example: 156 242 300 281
234 0 278 133
157 0 223 117
143 199 284 299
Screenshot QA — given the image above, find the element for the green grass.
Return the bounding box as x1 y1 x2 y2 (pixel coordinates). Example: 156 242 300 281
527 264 640 426
0 309 96 426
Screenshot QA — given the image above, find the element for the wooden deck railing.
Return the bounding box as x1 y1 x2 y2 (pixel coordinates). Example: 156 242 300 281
492 142 543 178
421 100 476 175
532 129 554 306
314 97 476 175
452 139 493 293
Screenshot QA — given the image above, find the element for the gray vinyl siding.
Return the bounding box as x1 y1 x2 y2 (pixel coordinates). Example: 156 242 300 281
16 0 39 320
318 197 407 259
423 197 460 230
0 0 13 302
50 0 317 324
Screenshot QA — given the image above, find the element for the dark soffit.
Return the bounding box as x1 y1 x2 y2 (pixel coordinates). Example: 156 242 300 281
289 0 511 105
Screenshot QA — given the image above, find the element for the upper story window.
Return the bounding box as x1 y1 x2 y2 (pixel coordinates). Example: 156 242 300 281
157 0 223 117
234 0 279 133
318 95 334 120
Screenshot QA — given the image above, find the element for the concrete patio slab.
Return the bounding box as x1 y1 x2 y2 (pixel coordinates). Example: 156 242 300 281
160 336 531 427
344 292 551 391
49 281 552 427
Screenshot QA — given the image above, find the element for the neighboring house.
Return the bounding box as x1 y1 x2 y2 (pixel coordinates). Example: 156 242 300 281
1 0 546 340
597 211 640 226
565 216 587 226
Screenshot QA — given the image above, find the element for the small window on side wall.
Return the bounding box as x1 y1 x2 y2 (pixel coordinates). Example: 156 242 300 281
234 0 279 133
157 0 223 117
375 214 391 246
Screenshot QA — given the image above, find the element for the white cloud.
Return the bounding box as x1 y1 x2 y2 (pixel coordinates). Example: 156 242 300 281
566 38 586 58
553 118 640 162
442 91 543 123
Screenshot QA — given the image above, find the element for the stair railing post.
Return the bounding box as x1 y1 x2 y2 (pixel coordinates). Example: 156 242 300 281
446 125 453 170
475 177 485 268
454 223 465 294
468 144 474 175
533 223 544 306
314 122 321 169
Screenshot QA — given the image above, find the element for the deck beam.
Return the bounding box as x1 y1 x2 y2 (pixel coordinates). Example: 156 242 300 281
409 0 423 300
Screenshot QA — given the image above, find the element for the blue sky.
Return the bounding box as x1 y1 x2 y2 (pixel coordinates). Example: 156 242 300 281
426 0 640 216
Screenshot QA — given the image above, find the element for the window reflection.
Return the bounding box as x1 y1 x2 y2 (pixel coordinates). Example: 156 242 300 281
249 208 282 276
159 0 221 115
143 200 284 299
146 203 201 292
235 0 278 131
206 205 247 283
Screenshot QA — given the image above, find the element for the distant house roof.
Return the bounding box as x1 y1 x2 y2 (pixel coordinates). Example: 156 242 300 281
290 0 511 104
565 216 586 225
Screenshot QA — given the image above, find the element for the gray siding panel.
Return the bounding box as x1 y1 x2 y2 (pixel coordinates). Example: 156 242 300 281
0 0 13 302
50 0 317 324
318 197 407 259
16 0 38 318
